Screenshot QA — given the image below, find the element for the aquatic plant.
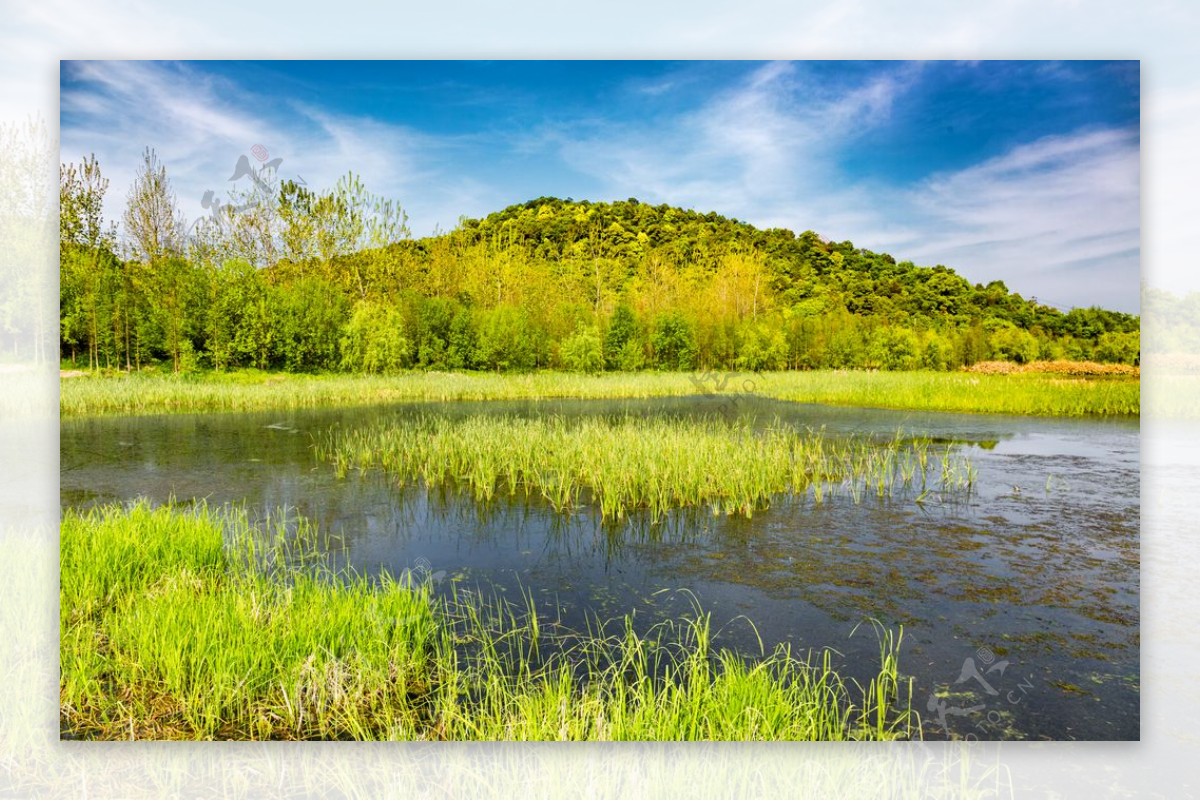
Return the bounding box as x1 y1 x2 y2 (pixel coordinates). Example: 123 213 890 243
317 414 974 521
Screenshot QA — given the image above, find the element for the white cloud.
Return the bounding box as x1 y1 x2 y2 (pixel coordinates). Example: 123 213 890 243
552 62 918 222
60 59 1141 311
60 61 480 241
883 128 1140 311
545 63 1138 312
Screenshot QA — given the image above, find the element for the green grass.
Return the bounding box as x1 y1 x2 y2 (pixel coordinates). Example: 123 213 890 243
754 370 1139 417
60 502 915 741
318 414 974 521
60 367 1138 418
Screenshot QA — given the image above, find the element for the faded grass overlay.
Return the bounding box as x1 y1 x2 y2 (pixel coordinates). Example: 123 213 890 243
60 366 1139 418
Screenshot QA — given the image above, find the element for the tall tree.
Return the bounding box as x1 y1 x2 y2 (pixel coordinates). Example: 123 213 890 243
60 153 115 368
123 148 190 371
123 147 184 264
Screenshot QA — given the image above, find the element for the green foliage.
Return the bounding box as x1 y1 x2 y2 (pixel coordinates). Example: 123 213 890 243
920 332 955 371
273 278 349 372
405 296 458 369
205 259 263 370
61 369 1140 419
867 327 920 371
339 300 412 373
826 319 868 369
651 312 698 370
604 303 639 370
176 338 201 375
62 502 915 741
476 305 542 372
321 414 976 521
560 324 604 373
58 151 1139 373
446 305 479 370
989 325 1040 364
735 320 788 372
615 340 646 371
1094 331 1140 364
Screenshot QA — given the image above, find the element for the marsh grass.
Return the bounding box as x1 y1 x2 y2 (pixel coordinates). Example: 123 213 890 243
754 370 1138 417
60 502 915 741
60 368 1138 418
318 414 974 521
61 502 445 740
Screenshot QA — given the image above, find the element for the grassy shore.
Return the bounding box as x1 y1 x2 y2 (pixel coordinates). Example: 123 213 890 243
319 414 974 521
753 370 1138 417
60 367 1139 418
61 502 915 741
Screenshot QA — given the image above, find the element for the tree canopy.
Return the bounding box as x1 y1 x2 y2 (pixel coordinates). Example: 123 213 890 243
59 157 1140 374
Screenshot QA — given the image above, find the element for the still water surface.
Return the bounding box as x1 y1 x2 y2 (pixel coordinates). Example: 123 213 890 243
61 396 1139 740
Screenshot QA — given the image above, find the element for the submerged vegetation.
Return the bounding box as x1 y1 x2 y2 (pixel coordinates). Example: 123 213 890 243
60 502 915 741
318 414 975 521
60 367 1139 418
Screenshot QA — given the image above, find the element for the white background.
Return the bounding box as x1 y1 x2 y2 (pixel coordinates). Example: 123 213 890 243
1 1 1195 796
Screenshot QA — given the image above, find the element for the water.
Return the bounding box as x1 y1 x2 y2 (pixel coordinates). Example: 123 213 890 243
60 396 1139 740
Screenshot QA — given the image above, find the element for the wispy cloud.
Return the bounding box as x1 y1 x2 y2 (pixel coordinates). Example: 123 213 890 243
60 61 482 239
552 62 920 220
883 128 1140 310
60 59 1140 311
61 61 290 240
542 62 1138 311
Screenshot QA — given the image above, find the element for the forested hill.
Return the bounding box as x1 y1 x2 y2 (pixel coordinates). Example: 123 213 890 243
60 162 1140 374
452 196 1136 339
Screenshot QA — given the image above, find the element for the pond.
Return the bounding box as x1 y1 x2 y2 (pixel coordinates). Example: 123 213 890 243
60 396 1139 740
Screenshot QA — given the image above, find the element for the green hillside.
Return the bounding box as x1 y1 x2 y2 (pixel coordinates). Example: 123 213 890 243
60 159 1139 375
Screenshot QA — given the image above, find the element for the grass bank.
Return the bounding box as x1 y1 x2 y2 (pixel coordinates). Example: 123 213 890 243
319 415 974 521
59 367 1139 418
753 370 1138 417
61 502 915 741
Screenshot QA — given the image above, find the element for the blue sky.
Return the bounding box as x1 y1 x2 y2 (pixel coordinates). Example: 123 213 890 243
60 60 1140 312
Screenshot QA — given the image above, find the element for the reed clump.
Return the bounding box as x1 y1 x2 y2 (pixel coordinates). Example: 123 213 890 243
317 415 974 521
755 370 1138 417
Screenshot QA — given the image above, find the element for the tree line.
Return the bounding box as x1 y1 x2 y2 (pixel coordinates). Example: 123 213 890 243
60 151 1141 374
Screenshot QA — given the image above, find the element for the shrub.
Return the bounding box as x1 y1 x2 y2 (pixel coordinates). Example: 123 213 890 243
339 301 412 373
560 324 604 373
